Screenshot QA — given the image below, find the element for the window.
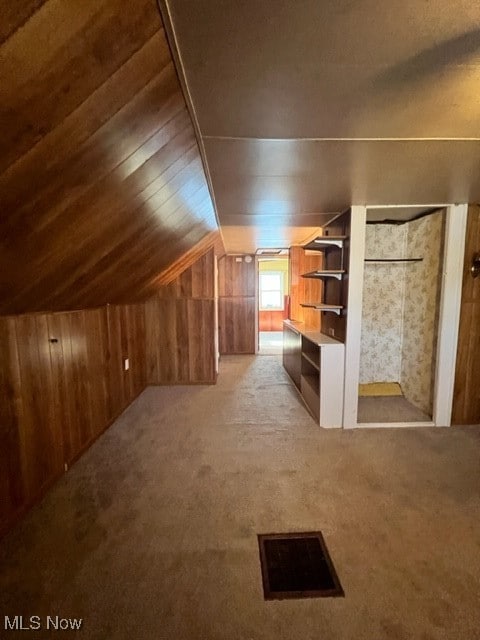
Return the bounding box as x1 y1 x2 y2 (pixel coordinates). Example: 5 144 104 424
259 272 284 310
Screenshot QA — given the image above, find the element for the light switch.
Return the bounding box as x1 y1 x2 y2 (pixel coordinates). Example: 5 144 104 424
124 358 129 371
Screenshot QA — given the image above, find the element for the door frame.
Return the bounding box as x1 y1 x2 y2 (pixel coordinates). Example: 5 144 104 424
343 203 468 429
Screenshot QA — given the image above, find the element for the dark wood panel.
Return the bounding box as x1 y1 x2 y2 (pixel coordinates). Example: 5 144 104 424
145 248 217 384
0 318 25 524
0 0 47 45
0 0 160 172
452 205 480 425
282 323 301 389
218 255 255 297
13 314 63 501
0 2 218 316
219 297 256 354
0 301 147 536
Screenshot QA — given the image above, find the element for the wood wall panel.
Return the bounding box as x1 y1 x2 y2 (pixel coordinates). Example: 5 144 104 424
0 302 146 535
219 297 256 354
145 249 216 384
452 205 480 425
218 255 256 354
0 318 25 520
14 315 63 501
0 1 218 316
218 256 255 297
288 246 323 330
259 310 287 332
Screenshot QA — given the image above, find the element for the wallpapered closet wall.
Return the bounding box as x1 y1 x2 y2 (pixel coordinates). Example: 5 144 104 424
359 210 445 415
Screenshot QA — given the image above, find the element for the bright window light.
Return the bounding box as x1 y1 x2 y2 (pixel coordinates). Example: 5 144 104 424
259 272 284 311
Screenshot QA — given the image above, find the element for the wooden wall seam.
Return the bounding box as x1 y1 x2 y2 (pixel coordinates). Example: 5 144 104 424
218 255 256 354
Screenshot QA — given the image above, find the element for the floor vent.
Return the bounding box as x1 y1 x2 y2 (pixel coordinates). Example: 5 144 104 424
257 531 344 600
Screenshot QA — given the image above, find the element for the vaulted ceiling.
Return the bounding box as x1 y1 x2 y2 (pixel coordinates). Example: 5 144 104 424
161 0 480 252
0 0 219 315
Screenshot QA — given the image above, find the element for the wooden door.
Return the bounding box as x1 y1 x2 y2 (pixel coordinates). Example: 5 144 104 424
218 255 256 354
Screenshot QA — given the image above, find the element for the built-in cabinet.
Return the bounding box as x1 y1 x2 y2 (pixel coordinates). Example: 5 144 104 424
283 320 344 428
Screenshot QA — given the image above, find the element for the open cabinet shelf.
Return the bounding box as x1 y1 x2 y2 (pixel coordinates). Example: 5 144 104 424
301 303 343 315
302 351 320 372
302 270 345 280
303 236 346 251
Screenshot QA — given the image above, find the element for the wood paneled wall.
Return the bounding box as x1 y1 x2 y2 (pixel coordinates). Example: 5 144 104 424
288 246 323 330
145 249 217 383
452 205 480 424
218 255 256 354
0 303 146 535
259 309 287 332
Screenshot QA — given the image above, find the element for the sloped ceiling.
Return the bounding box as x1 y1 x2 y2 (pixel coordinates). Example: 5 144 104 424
161 0 480 252
0 0 219 315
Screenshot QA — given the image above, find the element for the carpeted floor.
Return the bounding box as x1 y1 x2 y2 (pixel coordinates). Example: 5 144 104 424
358 395 432 423
0 355 479 639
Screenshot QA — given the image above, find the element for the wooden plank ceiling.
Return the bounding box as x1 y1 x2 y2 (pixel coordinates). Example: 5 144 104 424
0 0 219 315
162 0 480 252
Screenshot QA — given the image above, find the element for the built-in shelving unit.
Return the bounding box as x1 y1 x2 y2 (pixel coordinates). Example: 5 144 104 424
300 302 343 315
302 270 345 280
283 321 345 428
301 236 346 317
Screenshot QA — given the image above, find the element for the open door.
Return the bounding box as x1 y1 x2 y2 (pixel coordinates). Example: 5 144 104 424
257 254 289 355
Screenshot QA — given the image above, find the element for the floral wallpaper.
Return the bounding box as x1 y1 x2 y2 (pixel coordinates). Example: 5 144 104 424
401 212 444 415
359 211 445 416
360 224 408 384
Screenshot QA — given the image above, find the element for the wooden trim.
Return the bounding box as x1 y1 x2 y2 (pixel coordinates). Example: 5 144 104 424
433 204 468 426
342 206 367 429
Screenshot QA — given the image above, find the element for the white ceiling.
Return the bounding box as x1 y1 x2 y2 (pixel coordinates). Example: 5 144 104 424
162 0 480 251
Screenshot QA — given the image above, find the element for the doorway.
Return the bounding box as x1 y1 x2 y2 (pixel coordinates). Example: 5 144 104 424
357 209 445 423
257 255 289 354
343 204 468 429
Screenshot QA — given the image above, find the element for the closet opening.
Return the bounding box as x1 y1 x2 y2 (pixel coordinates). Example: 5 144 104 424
357 208 445 424
256 251 289 354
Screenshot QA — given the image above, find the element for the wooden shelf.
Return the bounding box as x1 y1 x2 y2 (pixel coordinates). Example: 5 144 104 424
302 351 320 372
303 236 346 251
301 303 343 316
302 270 345 280
301 373 320 396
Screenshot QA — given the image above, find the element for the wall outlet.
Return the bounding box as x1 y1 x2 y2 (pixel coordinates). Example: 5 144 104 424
328 328 335 337
124 358 129 371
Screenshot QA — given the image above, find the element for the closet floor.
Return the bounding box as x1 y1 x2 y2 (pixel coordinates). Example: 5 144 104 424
357 395 431 423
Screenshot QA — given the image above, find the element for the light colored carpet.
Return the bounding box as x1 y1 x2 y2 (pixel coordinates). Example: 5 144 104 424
358 395 432 423
0 355 479 639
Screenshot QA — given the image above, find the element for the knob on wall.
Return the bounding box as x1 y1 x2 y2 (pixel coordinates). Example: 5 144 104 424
471 252 480 279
